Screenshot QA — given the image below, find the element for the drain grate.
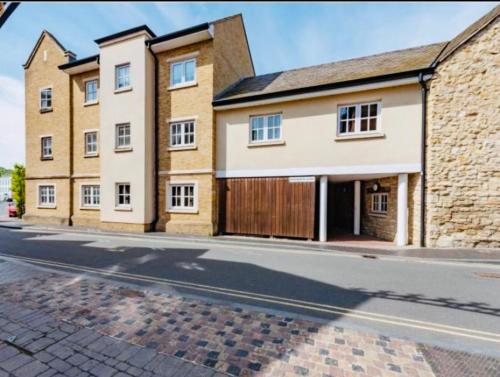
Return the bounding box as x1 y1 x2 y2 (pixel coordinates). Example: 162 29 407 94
362 255 378 259
474 272 500 279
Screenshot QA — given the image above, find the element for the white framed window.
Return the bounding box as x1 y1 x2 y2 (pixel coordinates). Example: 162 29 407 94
115 123 131 149
115 63 130 90
372 193 388 214
85 79 98 103
40 88 52 110
41 136 52 159
38 185 56 208
338 102 381 135
170 58 196 87
168 182 198 212
170 120 195 147
115 183 131 209
84 131 98 156
81 185 100 208
250 113 282 143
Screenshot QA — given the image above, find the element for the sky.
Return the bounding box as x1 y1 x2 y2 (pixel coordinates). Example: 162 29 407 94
0 1 497 168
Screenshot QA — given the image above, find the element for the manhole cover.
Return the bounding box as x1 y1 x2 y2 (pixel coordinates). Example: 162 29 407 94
474 272 500 279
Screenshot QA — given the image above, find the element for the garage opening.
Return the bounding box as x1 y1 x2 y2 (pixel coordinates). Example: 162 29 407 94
217 177 316 239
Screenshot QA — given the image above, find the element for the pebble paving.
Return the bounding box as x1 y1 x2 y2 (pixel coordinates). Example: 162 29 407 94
0 270 436 376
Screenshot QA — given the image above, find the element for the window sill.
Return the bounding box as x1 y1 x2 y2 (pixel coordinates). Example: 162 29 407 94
84 153 99 158
167 208 199 214
40 108 53 114
80 206 99 211
167 145 197 152
335 132 385 141
37 205 56 209
369 212 387 218
115 207 132 212
168 82 197 91
114 147 133 153
114 86 132 94
247 140 286 148
40 157 53 161
83 101 99 107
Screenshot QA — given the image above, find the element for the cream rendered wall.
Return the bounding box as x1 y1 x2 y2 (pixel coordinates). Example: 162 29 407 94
216 84 422 176
99 33 155 225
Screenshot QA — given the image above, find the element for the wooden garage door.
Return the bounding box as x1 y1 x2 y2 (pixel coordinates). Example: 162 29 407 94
218 177 316 239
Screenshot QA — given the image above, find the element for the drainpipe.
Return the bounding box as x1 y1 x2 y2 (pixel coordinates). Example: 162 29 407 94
148 44 159 231
418 72 428 247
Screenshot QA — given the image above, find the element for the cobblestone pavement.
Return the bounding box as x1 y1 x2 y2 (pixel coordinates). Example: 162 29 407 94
0 260 499 377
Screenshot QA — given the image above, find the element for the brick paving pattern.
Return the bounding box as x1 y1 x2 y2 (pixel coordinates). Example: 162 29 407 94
0 260 498 376
0 300 226 377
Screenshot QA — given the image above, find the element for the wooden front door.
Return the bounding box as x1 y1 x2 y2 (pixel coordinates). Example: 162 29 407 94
218 177 316 239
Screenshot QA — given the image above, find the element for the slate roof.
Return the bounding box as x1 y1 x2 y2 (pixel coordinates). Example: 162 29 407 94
214 42 446 104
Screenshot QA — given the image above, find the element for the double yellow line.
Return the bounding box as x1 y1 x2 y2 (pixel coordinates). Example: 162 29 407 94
1 252 499 344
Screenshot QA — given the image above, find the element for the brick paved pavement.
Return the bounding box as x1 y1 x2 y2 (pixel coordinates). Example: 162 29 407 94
0 260 498 377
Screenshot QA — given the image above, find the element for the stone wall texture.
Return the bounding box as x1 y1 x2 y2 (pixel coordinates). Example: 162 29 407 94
426 19 500 248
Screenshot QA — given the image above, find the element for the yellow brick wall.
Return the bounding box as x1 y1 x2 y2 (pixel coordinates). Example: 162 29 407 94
24 178 71 225
71 69 100 175
156 40 216 235
213 14 255 96
24 33 72 223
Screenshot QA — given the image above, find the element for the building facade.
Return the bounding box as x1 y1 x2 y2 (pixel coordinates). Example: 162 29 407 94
23 8 499 247
0 175 11 201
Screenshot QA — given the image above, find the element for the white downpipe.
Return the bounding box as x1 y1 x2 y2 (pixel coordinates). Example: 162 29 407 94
319 176 328 242
354 180 361 235
397 173 408 246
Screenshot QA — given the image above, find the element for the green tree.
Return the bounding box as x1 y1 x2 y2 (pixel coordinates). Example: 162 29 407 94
0 167 12 176
11 164 25 218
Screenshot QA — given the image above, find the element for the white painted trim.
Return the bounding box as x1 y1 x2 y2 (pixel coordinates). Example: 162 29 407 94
97 30 154 47
214 77 420 111
216 163 421 178
166 51 199 63
83 77 99 104
83 130 99 157
159 169 213 176
166 180 199 213
319 176 328 242
396 173 408 246
169 57 197 88
37 183 57 209
79 182 101 209
115 182 132 211
168 118 196 149
354 180 361 235
337 101 382 136
150 29 213 53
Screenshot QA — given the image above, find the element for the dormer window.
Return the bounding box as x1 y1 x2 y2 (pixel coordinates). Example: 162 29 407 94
170 58 196 88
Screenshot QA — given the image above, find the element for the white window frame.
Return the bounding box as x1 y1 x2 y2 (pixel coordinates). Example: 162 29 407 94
249 113 282 144
115 63 131 90
115 123 131 150
169 120 196 148
115 183 131 210
37 184 56 208
84 130 98 156
169 58 197 88
167 181 198 213
371 192 388 214
337 101 381 136
84 78 99 104
41 136 52 159
40 87 52 110
80 184 100 209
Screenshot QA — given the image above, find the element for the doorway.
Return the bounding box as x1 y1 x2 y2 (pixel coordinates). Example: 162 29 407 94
328 181 354 238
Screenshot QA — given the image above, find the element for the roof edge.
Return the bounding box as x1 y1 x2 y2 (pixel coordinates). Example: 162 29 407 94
146 22 209 46
95 25 156 45
213 68 434 107
23 30 74 69
58 54 99 70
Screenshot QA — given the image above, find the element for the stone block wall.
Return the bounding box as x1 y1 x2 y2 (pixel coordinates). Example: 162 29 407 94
426 19 499 248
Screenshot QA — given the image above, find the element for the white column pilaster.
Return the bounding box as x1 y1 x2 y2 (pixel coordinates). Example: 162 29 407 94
397 173 408 246
319 176 328 242
354 180 361 235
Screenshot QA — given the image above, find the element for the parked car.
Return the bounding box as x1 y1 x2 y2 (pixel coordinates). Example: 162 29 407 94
7 202 17 217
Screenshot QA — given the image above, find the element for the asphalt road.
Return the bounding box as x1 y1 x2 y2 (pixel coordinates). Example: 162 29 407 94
0 227 499 357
